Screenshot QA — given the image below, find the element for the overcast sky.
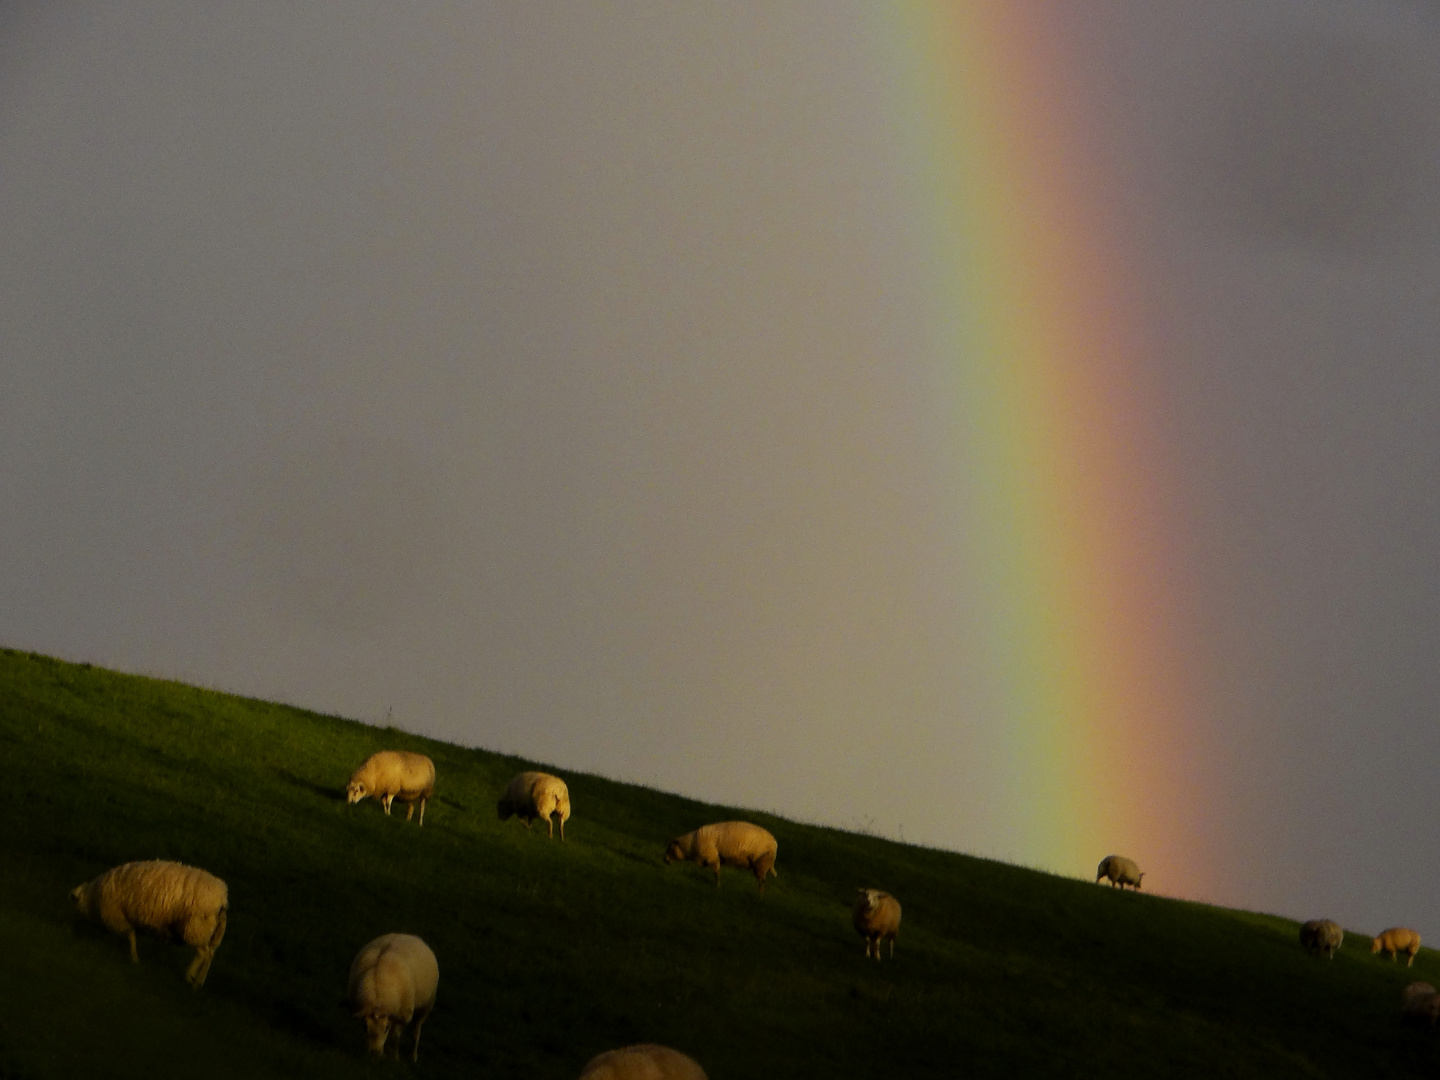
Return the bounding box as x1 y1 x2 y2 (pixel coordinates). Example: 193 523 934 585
3 1 1439 937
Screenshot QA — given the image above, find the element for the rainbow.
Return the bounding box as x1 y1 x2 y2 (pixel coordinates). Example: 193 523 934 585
876 5 1216 898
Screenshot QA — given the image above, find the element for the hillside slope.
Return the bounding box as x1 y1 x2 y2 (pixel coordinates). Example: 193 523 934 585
0 648 1434 1078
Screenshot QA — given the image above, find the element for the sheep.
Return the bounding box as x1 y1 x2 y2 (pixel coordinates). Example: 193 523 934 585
497 771 571 840
1299 919 1344 959
348 933 439 1061
1096 855 1144 890
663 822 778 895
346 750 436 825
69 859 228 990
853 888 902 961
1401 982 1440 1027
578 1044 708 1080
1373 927 1422 966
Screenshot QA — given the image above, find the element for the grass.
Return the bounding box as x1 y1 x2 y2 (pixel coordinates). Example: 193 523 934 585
1 646 1437 1078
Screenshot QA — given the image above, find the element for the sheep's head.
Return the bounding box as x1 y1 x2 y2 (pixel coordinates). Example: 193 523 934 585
346 781 369 805
1373 937 1384 954
358 1010 392 1056
69 883 91 916
1135 873 1145 890
663 840 684 864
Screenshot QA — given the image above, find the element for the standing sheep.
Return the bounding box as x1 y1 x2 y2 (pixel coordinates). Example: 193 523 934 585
853 888 902 961
69 860 228 990
1096 855 1144 890
663 822 778 895
346 750 436 825
497 771 571 840
579 1044 708 1080
348 933 439 1061
1373 927 1422 966
1299 919 1344 959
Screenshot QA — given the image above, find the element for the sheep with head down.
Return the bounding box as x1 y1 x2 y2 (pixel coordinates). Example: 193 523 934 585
664 821 778 895
348 933 438 1061
853 888 902 961
579 1043 707 1080
346 750 435 825
1299 919 1344 959
1096 855 1144 890
1373 927 1422 966
497 771 571 840
69 859 228 989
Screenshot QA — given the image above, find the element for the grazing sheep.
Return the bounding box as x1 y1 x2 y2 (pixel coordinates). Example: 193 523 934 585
664 822 778 895
497 771 571 840
1401 982 1440 1027
346 750 436 825
852 888 902 961
579 1044 708 1080
1299 919 1344 959
1373 927 1422 966
1096 855 1144 890
69 860 228 989
348 933 439 1061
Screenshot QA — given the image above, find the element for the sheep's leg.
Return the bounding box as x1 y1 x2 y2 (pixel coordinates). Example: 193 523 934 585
410 1009 429 1062
558 816 565 842
547 815 554 839
405 801 414 821
382 794 394 815
185 947 210 989
889 937 895 959
418 798 426 827
127 930 139 963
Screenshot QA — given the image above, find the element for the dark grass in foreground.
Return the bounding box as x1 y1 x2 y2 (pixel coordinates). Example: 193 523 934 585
0 649 1436 1078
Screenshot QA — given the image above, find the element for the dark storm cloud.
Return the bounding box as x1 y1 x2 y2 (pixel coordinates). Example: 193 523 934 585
1195 31 1440 255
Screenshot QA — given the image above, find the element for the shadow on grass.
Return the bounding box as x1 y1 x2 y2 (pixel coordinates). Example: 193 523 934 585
274 769 340 803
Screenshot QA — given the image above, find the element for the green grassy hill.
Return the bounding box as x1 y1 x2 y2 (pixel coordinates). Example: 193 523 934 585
1 648 1435 1078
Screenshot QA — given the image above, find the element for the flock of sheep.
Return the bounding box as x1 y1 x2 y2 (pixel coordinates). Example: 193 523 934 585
66 747 1432 1074
65 748 853 1076
1101 856 1434 1030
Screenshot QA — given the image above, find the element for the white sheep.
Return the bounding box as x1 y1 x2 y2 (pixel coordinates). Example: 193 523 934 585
346 750 436 825
497 771 571 840
1401 982 1440 1027
1096 855 1144 890
853 888 902 961
1373 927 1422 966
579 1043 708 1080
348 933 439 1061
1298 919 1344 959
663 822 778 895
69 859 228 989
